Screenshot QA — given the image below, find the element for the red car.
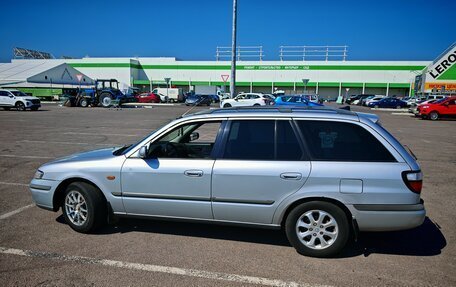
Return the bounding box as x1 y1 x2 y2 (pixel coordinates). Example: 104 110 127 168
419 96 456 120
135 92 161 103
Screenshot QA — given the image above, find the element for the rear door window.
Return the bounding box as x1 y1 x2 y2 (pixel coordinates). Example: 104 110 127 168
296 120 396 162
222 120 304 160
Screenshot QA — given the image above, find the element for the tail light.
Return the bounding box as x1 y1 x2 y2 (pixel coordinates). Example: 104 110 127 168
402 170 423 194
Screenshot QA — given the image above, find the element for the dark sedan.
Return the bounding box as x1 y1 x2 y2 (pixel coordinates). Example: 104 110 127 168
185 95 212 106
368 97 407 109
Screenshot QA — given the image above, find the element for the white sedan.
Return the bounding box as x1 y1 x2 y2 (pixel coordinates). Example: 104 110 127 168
220 93 269 108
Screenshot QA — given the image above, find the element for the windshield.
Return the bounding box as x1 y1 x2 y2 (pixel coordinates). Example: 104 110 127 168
115 129 157 155
11 91 28 97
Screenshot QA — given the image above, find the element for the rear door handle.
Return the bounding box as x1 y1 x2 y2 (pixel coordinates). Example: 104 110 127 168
280 172 302 180
184 170 203 177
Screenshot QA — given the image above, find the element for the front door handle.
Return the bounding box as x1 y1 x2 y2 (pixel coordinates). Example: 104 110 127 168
184 170 203 177
280 172 302 180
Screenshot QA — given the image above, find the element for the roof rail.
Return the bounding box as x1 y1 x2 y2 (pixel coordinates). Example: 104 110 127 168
185 105 355 117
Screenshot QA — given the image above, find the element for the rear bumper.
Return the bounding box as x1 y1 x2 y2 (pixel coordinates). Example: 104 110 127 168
348 201 426 231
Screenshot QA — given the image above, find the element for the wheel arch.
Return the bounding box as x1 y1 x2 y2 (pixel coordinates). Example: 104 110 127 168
279 196 354 230
52 177 107 212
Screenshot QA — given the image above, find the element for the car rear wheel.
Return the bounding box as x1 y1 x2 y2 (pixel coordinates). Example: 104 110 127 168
62 182 107 233
429 111 439 121
223 103 232 108
285 201 349 257
15 102 26 111
253 103 261 106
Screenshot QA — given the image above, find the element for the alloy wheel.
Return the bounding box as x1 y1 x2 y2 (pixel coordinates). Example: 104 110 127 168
64 190 88 226
295 210 339 250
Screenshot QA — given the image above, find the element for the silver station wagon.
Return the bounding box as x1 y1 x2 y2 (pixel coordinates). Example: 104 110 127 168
30 107 425 257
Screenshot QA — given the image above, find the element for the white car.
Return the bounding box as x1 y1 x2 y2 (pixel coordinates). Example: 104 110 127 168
364 95 386 106
0 89 41 111
220 93 269 108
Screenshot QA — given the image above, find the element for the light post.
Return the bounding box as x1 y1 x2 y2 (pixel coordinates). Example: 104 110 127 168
230 0 238 98
302 78 309 95
164 77 171 102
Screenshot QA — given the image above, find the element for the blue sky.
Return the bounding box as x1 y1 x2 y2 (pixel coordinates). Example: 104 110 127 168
0 0 454 62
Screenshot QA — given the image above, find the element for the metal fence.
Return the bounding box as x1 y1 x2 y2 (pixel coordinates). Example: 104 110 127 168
279 45 348 61
216 46 264 61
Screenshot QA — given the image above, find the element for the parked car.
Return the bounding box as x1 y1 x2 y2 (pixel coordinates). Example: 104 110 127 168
274 95 323 107
347 94 374 105
409 99 438 116
135 92 161 103
368 97 407 109
220 93 269 108
419 96 456 120
0 89 41 111
30 106 425 257
364 95 386 106
185 95 212 106
302 94 319 103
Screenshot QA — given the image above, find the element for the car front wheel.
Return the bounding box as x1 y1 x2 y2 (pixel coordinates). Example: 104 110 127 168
15 102 26 111
285 201 349 257
223 103 232 108
62 182 107 233
429 111 439 121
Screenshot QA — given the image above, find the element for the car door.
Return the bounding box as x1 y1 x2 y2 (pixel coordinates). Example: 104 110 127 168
0 91 12 106
121 119 224 219
211 119 311 224
442 98 456 115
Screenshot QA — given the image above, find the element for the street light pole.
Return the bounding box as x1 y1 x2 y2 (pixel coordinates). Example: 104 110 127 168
229 0 238 98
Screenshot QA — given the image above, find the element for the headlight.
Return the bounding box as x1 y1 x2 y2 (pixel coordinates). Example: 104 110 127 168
422 105 429 109
34 170 44 179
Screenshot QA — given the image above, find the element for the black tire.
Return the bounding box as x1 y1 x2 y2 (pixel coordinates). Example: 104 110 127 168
99 93 113 108
3 107 11 111
80 98 88 108
429 111 439 121
61 182 107 233
285 201 350 258
253 103 261 106
223 103 232 108
15 102 26 111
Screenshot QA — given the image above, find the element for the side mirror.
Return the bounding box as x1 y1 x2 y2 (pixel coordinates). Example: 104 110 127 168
190 132 199 142
138 146 148 158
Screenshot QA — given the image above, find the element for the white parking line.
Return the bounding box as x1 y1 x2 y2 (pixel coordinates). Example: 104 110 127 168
64 132 139 137
0 154 53 159
18 140 118 146
0 204 34 220
0 246 326 287
0 181 29 187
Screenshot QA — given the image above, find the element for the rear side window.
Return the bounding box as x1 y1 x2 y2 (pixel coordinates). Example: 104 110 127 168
223 120 304 160
296 120 396 162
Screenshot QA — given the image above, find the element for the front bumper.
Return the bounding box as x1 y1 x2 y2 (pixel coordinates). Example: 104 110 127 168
29 178 61 211
348 201 426 232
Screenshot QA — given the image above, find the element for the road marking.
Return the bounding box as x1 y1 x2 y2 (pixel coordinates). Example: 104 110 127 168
0 204 34 220
0 181 28 187
0 154 53 159
64 132 139 137
18 140 118 146
0 246 327 287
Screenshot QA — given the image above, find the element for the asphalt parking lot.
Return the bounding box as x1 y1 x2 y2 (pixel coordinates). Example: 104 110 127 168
0 103 454 287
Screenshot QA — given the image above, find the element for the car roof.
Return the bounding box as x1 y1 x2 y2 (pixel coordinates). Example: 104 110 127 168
181 106 362 122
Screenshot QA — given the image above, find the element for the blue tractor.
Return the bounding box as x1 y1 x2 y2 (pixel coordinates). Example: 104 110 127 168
76 79 136 108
